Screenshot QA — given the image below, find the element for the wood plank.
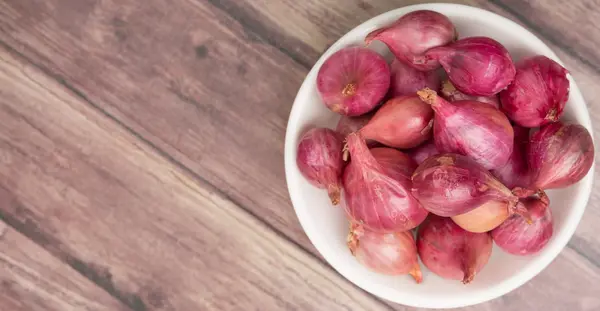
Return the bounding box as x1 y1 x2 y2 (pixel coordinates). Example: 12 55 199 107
0 43 391 310
0 220 128 311
0 0 315 255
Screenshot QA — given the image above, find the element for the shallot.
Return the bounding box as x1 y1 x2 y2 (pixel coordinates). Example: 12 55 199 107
296 128 344 205
411 153 518 217
492 194 553 255
408 140 439 165
421 37 516 96
491 125 531 189
440 80 500 108
500 55 570 127
343 133 428 232
528 122 594 189
366 10 456 71
359 96 434 149
389 59 441 97
418 88 514 170
451 200 510 233
417 215 493 284
347 224 422 282
317 46 390 116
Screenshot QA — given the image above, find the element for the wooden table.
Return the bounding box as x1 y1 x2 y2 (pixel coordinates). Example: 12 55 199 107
0 0 598 310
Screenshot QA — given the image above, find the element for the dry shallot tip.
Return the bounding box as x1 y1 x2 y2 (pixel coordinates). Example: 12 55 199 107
511 187 535 198
410 263 423 284
538 190 550 205
417 88 437 105
327 184 341 205
342 143 350 161
342 82 357 96
461 264 476 284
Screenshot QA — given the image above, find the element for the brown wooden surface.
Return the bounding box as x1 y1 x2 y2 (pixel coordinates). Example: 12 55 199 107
0 0 598 310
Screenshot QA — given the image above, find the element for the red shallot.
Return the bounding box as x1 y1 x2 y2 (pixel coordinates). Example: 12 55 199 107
408 140 439 165
417 215 493 284
347 224 422 283
491 125 531 189
440 80 500 108
296 128 344 205
389 59 442 97
421 37 516 96
492 194 553 255
343 133 428 232
417 88 514 170
359 95 434 149
317 46 390 116
451 200 510 233
366 10 456 71
500 55 570 127
528 122 594 190
411 153 518 217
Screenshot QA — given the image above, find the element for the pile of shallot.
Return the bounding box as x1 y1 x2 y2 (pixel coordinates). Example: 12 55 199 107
296 10 594 284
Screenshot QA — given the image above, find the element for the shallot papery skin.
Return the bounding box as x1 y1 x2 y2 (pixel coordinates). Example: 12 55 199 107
528 122 594 189
359 96 434 149
451 200 510 233
296 128 343 205
418 88 514 170
423 37 516 96
411 153 517 217
370 148 417 182
440 80 500 108
366 10 456 71
492 196 553 255
417 215 493 284
491 126 531 189
317 46 390 116
347 224 422 283
343 133 428 232
500 55 570 127
408 140 439 165
389 59 442 97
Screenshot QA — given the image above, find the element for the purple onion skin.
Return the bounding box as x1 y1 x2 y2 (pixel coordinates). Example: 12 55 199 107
528 122 594 190
296 128 344 205
389 59 442 97
411 153 516 217
418 88 514 170
343 134 428 233
366 10 456 71
500 56 570 128
424 37 516 96
408 140 439 165
317 47 390 116
417 215 492 283
492 197 553 255
440 80 500 108
491 126 531 189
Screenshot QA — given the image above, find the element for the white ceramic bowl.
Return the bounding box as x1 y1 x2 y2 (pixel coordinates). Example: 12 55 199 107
284 3 594 309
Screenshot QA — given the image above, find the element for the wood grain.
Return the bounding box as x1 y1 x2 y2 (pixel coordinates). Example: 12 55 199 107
0 219 128 311
0 0 315 255
0 44 391 310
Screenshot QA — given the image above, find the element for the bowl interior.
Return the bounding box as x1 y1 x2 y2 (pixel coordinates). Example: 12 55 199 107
285 3 593 309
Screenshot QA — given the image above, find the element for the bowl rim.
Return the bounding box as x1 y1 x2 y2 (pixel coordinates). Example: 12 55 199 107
284 3 594 308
